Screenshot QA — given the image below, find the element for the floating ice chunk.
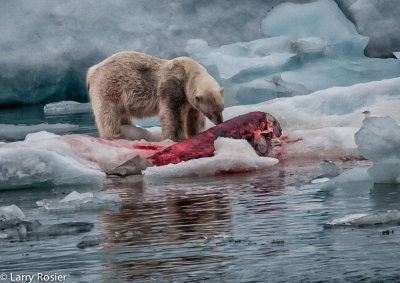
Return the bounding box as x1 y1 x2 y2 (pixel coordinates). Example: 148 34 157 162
326 213 368 227
0 147 105 190
394 52 400 59
326 210 400 228
355 117 400 163
0 123 78 141
77 234 108 249
311 177 330 184
144 137 278 178
36 191 122 212
0 205 25 228
29 222 94 237
44 101 92 115
319 160 340 177
261 0 368 55
355 116 400 184
321 167 371 190
0 131 172 186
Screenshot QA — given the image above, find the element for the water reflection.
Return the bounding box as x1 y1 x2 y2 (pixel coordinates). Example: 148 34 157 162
99 166 301 281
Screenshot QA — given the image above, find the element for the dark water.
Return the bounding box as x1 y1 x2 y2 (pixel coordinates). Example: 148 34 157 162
1 106 400 282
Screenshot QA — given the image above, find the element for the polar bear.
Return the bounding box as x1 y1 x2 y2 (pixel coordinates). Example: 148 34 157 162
86 51 224 142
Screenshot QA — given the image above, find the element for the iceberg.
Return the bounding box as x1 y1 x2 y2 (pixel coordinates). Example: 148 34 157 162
1 0 398 106
0 1 283 106
36 190 122 212
186 0 400 106
355 117 400 184
261 0 367 55
337 0 400 58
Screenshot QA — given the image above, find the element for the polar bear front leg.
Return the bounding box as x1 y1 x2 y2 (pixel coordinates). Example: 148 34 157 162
158 105 186 142
186 107 205 137
96 102 123 140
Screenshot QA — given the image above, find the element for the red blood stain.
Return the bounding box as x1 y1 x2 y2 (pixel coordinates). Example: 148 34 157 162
148 112 282 166
280 136 303 143
132 144 165 151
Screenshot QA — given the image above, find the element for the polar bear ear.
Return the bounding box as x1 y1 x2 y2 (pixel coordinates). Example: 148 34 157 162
195 95 201 103
220 87 224 96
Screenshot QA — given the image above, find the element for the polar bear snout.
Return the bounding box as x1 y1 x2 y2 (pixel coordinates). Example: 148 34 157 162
207 111 223 125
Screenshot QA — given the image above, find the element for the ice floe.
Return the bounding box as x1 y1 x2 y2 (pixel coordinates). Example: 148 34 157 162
144 137 278 178
36 191 122 212
0 203 96 240
321 167 371 190
44 101 92 115
0 123 79 141
0 130 174 189
326 210 400 228
0 132 105 190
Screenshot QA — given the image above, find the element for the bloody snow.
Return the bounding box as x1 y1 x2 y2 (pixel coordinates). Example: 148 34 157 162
148 111 282 166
